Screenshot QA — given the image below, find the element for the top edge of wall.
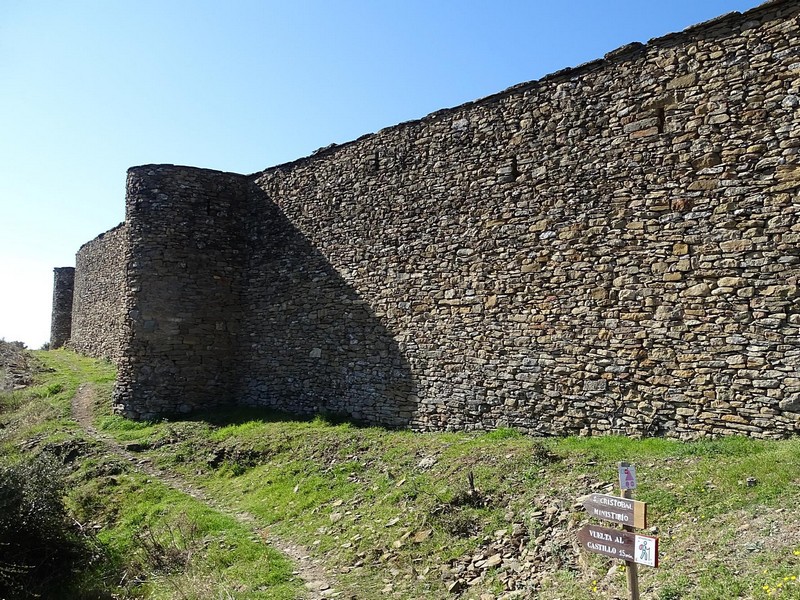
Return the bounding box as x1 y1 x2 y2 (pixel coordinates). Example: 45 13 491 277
127 164 248 178
75 221 126 256
249 0 795 179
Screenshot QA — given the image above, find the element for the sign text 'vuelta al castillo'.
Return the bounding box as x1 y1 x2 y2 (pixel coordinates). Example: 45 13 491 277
577 524 659 568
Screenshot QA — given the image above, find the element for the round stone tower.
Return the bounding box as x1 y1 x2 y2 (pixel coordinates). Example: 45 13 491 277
50 267 75 348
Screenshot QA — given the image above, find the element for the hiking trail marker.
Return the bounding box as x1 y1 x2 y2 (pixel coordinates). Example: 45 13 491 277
619 463 637 490
576 462 658 600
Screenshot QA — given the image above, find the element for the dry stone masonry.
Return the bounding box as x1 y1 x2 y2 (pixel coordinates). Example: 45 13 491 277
50 267 74 348
69 224 127 361
113 167 251 416
53 0 800 439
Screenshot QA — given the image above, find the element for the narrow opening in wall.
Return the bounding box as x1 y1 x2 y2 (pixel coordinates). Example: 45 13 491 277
369 152 379 173
497 156 519 183
656 106 665 134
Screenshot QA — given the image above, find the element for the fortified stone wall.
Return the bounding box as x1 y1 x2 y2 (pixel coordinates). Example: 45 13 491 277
57 0 800 439
245 0 800 439
112 165 251 419
69 224 127 361
50 267 75 348
238 188 417 427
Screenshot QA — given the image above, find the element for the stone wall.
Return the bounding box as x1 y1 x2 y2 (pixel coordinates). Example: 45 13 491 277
58 0 800 439
50 267 74 348
69 224 127 361
112 165 251 419
237 188 417 427
245 0 800 439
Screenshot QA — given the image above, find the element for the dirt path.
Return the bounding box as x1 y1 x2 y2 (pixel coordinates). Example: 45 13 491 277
72 384 342 600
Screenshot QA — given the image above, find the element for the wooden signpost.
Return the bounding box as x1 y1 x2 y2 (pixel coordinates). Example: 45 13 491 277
576 462 658 600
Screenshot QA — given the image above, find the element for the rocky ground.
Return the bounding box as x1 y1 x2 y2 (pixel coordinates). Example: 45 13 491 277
0 339 34 391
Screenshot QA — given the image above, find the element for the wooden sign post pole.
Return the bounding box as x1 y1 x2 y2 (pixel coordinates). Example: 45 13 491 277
622 486 641 600
619 462 640 600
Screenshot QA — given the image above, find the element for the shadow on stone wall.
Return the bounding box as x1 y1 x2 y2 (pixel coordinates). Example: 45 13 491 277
237 184 417 428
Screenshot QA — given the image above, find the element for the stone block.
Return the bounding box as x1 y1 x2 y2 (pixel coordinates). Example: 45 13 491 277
719 239 753 252
683 283 712 297
779 396 800 413
667 73 698 89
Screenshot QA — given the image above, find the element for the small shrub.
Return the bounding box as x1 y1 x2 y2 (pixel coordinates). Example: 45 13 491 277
483 427 524 440
134 515 200 574
433 508 480 538
0 452 87 597
659 584 686 600
217 460 248 477
32 382 63 398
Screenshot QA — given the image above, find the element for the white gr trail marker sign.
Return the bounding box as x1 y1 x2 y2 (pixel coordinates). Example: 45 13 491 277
619 463 637 490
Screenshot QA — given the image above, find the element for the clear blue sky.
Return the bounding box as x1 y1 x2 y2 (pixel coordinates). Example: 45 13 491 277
0 0 765 348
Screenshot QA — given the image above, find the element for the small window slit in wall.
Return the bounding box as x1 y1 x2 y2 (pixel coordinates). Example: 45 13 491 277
206 197 212 215
497 156 519 183
656 106 666 133
366 152 379 173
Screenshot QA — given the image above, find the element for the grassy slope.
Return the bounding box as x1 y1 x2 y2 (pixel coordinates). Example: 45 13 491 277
3 349 800 599
0 350 300 600
107 421 800 600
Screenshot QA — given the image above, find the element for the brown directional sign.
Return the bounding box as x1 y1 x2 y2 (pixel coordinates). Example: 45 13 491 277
583 493 647 529
577 525 659 567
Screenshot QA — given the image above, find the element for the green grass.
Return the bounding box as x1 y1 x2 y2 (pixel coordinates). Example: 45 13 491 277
4 349 800 599
68 467 298 599
97 397 800 599
0 350 302 599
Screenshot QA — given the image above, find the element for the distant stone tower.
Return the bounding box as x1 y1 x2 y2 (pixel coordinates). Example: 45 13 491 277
50 267 75 348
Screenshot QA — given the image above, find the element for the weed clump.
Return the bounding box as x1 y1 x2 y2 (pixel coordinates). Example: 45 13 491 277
134 516 200 574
